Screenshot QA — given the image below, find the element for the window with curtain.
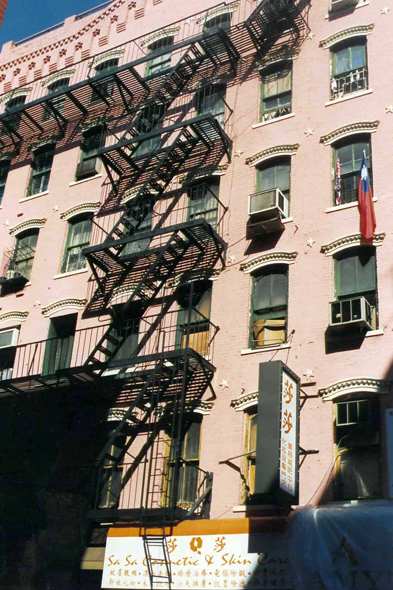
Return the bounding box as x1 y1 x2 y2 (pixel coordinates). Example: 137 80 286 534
260 63 292 122
91 58 119 103
0 160 10 206
331 39 368 99
27 144 55 196
146 37 173 76
197 85 226 128
42 77 70 122
333 137 371 205
176 281 212 357
10 229 38 281
250 265 288 348
188 178 220 229
334 397 381 500
61 216 92 274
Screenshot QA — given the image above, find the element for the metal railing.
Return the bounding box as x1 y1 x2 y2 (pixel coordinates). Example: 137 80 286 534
0 308 219 381
330 66 368 100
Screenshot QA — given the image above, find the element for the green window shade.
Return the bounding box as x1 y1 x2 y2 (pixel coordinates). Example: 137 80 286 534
254 271 287 313
336 250 376 297
256 161 290 193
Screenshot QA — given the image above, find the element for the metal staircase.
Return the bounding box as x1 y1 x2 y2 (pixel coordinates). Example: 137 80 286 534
143 533 172 590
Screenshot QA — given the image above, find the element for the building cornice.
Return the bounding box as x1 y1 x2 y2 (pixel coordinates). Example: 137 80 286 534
320 121 379 145
320 24 374 50
60 201 100 221
40 69 76 87
319 377 391 402
240 252 298 274
0 310 29 325
231 390 258 412
0 86 32 105
140 26 180 48
90 48 125 67
321 232 385 256
196 1 239 24
41 298 86 318
246 144 299 167
10 218 46 236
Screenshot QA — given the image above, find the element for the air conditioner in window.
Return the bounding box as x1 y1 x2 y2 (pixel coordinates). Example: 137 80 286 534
330 0 358 13
76 157 100 180
247 188 289 237
0 327 19 349
329 296 374 331
6 270 24 280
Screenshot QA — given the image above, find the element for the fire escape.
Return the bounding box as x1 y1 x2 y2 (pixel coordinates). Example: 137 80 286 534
0 2 308 587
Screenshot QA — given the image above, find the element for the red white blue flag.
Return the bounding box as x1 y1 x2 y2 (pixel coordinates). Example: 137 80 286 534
358 153 376 240
335 157 341 206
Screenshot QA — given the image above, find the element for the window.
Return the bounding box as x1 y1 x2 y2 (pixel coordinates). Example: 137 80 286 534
91 58 119 104
334 397 381 500
197 85 226 128
333 136 370 205
43 78 70 122
10 229 38 281
331 39 368 99
333 246 377 328
163 420 202 507
260 63 292 122
134 104 165 156
176 281 212 357
27 144 55 196
188 178 219 229
242 411 257 501
120 202 153 257
97 432 126 509
0 160 10 206
43 314 77 376
255 157 290 209
76 126 104 180
203 12 231 33
250 265 287 348
2 94 26 136
61 216 92 274
0 327 19 381
146 37 173 76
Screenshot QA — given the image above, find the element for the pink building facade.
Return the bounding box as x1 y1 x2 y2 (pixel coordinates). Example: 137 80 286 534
0 0 393 588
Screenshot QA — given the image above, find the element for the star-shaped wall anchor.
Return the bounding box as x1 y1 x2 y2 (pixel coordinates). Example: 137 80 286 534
228 255 236 264
4 219 9 226
53 205 59 212
219 379 229 389
307 32 315 40
303 368 315 381
381 7 390 15
307 238 315 248
305 128 314 137
234 149 243 157
386 105 393 114
34 300 41 307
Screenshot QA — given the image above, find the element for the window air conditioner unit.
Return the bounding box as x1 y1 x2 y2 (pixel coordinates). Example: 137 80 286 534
76 157 100 180
248 188 289 219
330 0 358 13
0 327 19 349
329 296 374 331
6 270 23 280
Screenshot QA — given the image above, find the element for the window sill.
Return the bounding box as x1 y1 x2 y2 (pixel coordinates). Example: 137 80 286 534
53 267 88 279
365 329 383 338
326 197 377 213
326 0 369 18
282 216 293 224
19 190 49 203
252 113 295 129
69 174 102 187
325 89 373 107
241 343 291 355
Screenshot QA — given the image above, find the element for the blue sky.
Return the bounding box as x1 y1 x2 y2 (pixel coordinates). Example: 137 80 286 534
0 0 109 48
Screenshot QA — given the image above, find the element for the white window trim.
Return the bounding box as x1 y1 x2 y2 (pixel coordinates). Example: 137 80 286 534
252 113 295 129
325 89 373 107
241 343 292 355
53 267 88 280
19 190 49 203
326 197 377 214
69 174 102 187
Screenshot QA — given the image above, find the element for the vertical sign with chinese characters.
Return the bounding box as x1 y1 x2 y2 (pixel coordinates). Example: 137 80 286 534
279 367 299 500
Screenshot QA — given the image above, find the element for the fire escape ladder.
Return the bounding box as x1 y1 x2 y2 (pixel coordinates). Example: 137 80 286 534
143 532 172 590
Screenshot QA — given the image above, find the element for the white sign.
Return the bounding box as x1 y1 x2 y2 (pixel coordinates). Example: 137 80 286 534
102 532 293 589
279 369 298 497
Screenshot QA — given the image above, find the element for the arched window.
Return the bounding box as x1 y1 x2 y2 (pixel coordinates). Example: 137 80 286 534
260 62 292 122
250 265 288 348
27 143 55 196
146 36 173 76
203 12 231 34
61 215 92 274
43 77 70 122
330 37 368 100
10 228 39 281
333 135 371 205
91 58 119 103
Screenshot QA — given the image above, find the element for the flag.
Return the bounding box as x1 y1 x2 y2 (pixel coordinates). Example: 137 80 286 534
358 154 376 240
335 157 341 206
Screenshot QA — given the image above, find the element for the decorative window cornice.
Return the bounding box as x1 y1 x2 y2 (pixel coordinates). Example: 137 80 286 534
0 87 32 105
240 251 298 274
40 69 76 88
60 202 100 221
0 149 16 161
10 218 46 236
189 400 214 415
255 48 297 71
41 298 86 318
90 49 125 68
196 1 239 24
29 134 61 152
231 390 258 412
246 144 299 167
140 26 180 48
319 377 391 402
179 164 229 185
167 269 221 288
320 121 379 146
320 24 374 50
0 310 29 325
77 116 106 134
321 232 385 256
110 283 155 305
